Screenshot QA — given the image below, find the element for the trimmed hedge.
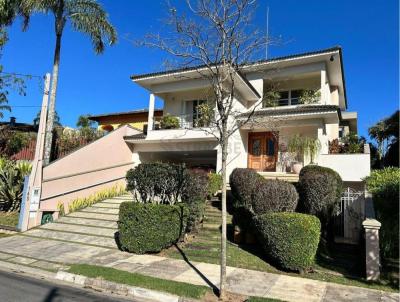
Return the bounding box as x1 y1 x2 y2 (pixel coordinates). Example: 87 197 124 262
366 168 400 259
255 212 321 271
251 178 299 215
182 170 209 232
207 173 222 197
230 168 298 214
230 168 260 209
118 202 189 254
297 165 342 228
126 162 186 204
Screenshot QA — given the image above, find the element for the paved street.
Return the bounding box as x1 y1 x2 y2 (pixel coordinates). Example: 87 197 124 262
0 270 143 302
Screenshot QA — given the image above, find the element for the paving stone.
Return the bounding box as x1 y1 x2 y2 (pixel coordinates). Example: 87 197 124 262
91 203 121 209
227 268 279 297
110 261 145 273
65 212 119 221
0 252 15 260
323 283 382 302
100 198 128 204
137 258 192 280
121 254 167 266
381 292 400 302
10 256 37 265
80 207 119 214
24 229 117 249
57 217 118 228
267 275 327 302
31 260 67 271
40 222 116 237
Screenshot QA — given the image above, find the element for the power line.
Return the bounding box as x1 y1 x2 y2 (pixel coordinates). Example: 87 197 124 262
0 71 43 79
7 105 41 108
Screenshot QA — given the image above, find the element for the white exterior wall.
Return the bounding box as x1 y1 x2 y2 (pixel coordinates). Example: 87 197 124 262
319 154 371 182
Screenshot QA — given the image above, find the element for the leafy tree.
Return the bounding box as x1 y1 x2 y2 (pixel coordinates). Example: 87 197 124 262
369 110 399 167
76 114 94 129
17 0 117 164
144 0 271 297
33 110 61 127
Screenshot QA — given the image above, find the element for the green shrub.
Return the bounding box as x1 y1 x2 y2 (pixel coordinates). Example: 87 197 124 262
366 168 400 259
251 178 298 215
255 212 320 272
118 202 189 254
160 115 180 129
297 165 342 233
207 172 222 196
230 168 261 209
229 168 298 214
0 158 30 212
182 170 208 232
126 162 187 204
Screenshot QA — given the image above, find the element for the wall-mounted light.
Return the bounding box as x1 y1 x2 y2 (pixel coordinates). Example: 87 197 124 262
330 55 335 62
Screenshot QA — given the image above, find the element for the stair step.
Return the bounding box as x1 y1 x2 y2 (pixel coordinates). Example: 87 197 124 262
57 216 118 228
24 229 117 249
100 198 131 204
40 222 116 237
91 203 121 209
67 212 119 222
80 207 119 215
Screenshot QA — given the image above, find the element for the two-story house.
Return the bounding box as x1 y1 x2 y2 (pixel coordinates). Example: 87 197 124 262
125 46 370 186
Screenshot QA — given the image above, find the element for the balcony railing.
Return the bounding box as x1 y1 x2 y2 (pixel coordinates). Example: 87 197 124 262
155 114 212 130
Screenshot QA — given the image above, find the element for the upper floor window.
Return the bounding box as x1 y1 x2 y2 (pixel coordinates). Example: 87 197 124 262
277 90 303 106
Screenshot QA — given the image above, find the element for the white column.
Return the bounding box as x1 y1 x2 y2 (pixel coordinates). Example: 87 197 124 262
320 69 327 105
147 93 155 132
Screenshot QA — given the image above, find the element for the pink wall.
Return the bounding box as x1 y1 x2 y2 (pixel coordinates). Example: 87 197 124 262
40 125 139 212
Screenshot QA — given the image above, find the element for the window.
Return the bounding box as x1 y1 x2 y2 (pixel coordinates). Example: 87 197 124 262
271 89 305 107
339 126 345 138
193 100 205 126
266 138 275 156
290 90 302 105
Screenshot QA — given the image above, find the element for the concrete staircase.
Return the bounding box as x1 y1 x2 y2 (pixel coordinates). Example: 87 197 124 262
23 195 133 249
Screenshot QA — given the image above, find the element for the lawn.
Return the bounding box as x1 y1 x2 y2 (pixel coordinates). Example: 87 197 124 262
68 264 211 300
161 201 398 292
0 212 19 228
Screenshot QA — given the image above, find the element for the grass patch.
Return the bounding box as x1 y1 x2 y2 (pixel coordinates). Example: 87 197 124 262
0 212 19 227
0 233 13 238
68 264 210 299
162 202 398 292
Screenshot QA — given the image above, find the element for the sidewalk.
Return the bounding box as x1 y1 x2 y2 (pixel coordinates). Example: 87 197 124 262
0 234 398 302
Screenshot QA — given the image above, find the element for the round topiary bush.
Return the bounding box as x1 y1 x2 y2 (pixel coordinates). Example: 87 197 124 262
297 165 342 227
229 168 260 208
118 202 189 254
255 212 321 272
251 178 298 215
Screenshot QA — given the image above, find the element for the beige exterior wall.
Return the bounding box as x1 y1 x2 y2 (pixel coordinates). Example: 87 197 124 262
39 125 140 213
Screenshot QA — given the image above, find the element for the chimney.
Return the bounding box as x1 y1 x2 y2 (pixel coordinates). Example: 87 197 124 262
9 117 16 126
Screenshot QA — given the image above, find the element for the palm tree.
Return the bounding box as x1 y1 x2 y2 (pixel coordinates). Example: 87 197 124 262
33 110 61 127
19 0 117 164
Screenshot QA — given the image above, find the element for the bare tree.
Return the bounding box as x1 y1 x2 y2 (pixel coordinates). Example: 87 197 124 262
144 0 273 298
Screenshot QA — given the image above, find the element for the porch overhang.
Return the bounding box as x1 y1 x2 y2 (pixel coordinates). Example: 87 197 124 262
236 105 341 129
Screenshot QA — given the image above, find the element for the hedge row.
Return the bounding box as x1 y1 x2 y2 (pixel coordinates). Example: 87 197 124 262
229 168 320 272
366 168 400 259
118 202 189 254
255 212 321 272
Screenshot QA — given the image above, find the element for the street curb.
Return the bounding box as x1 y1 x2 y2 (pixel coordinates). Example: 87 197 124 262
0 261 197 302
56 271 198 302
0 259 56 280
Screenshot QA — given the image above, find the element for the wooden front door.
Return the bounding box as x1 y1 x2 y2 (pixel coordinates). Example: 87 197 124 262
248 132 278 172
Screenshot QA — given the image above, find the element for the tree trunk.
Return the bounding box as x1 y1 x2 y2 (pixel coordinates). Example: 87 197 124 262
219 138 228 300
43 33 62 165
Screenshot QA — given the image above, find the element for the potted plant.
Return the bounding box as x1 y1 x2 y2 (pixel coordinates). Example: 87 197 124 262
160 115 180 129
288 134 305 174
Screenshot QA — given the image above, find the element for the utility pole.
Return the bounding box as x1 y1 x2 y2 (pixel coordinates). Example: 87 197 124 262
19 73 51 231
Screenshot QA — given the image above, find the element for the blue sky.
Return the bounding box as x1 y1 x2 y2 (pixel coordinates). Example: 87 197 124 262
2 0 399 138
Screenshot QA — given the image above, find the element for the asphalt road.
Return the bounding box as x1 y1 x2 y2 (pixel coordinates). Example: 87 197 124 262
0 270 145 302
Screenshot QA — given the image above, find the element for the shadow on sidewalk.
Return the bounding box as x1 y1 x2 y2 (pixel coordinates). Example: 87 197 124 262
174 244 220 296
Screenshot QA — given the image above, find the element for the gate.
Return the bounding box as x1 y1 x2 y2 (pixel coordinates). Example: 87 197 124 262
334 187 365 244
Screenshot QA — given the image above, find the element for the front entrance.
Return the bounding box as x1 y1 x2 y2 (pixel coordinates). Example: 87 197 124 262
248 132 278 172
